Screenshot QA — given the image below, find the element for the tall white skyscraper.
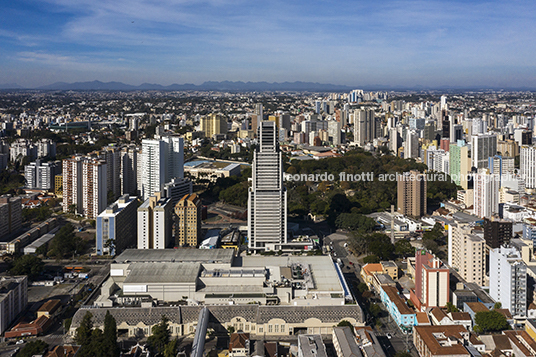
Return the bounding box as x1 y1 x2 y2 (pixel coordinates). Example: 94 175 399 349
521 145 536 189
140 136 184 200
473 169 499 218
248 120 287 251
489 246 527 317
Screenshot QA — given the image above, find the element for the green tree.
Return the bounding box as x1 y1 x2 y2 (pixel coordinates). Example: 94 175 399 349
395 239 414 257
17 340 48 357
103 311 120 357
363 255 380 264
368 233 394 260
446 302 459 313
369 303 382 318
164 338 179 357
75 312 93 346
336 320 353 328
474 310 510 333
147 316 171 356
10 255 44 280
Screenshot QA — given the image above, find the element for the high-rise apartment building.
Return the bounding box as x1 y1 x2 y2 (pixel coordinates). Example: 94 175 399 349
96 194 138 256
489 246 527 317
248 120 287 252
353 109 379 147
397 170 427 218
24 160 61 190
448 222 484 285
163 178 193 207
0 195 22 238
137 193 173 249
103 145 122 200
449 142 471 189
327 120 341 146
201 113 228 139
62 156 107 219
484 216 512 249
0 276 28 335
521 145 536 190
471 134 497 169
62 156 84 215
473 169 499 218
82 159 107 220
120 145 139 196
411 250 449 310
175 193 202 247
140 136 184 200
404 130 419 159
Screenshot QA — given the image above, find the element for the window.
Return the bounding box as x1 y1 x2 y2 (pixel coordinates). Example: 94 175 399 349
258 327 263 333
281 325 285 333
274 325 279 333
268 325 273 333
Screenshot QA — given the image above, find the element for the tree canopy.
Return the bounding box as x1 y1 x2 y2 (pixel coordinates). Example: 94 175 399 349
10 255 44 280
474 310 510 333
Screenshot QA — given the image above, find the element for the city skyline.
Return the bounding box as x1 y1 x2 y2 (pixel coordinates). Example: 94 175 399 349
2 0 536 88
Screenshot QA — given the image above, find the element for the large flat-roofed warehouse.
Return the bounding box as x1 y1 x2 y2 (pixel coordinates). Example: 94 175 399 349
96 249 350 307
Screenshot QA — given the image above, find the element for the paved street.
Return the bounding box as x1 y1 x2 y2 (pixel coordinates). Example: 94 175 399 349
323 231 419 356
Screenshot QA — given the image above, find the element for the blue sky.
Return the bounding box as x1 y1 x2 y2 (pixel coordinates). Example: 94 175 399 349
1 0 536 88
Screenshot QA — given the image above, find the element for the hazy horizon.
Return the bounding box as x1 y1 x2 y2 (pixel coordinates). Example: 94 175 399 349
2 0 536 89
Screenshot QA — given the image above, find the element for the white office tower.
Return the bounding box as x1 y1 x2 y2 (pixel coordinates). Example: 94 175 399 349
248 121 287 252
471 134 497 169
440 95 447 111
489 246 527 317
140 136 184 200
521 145 536 190
404 130 419 159
120 145 139 196
473 169 499 218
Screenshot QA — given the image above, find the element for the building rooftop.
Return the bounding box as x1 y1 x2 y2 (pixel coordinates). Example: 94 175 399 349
114 249 234 264
298 335 327 357
381 285 414 315
414 325 470 356
123 262 200 285
241 255 342 293
333 327 363 357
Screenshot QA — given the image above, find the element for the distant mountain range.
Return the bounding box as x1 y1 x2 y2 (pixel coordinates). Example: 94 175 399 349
1 80 355 92
1 80 535 92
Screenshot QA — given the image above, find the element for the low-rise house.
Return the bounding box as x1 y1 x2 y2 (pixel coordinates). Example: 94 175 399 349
229 332 250 357
379 285 416 331
355 328 387 357
429 307 452 325
332 326 362 357
448 312 472 331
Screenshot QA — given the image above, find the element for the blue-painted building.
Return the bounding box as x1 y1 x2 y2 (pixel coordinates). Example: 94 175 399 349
380 285 416 331
96 194 138 256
